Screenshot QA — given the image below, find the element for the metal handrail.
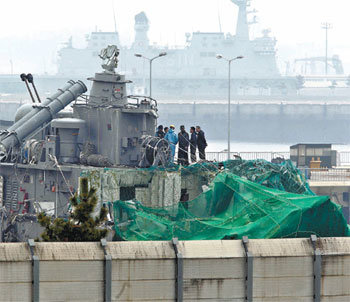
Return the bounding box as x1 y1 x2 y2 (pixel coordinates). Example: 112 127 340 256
301 167 350 182
205 151 291 162
204 150 350 166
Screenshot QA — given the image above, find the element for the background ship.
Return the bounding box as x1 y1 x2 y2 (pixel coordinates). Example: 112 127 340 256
57 0 298 99
2 0 350 143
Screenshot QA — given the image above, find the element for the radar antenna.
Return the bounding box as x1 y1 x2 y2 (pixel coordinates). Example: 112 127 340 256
99 45 120 73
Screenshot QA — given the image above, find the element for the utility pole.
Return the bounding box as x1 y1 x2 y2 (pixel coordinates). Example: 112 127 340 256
321 22 332 76
216 54 244 160
135 52 167 99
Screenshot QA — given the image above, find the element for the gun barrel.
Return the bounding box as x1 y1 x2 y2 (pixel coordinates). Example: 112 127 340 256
0 80 76 140
0 80 87 161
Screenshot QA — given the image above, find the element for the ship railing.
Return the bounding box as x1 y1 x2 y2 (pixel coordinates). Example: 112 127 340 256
300 167 350 182
72 94 158 109
338 152 350 166
205 151 290 162
74 94 89 105
205 151 350 167
127 95 158 108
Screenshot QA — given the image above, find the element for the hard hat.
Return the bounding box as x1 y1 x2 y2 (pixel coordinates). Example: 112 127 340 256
170 125 175 128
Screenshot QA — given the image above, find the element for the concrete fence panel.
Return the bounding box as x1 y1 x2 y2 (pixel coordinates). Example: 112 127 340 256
0 238 349 301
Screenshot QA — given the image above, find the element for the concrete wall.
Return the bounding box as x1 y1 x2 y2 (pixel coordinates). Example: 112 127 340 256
158 101 350 143
0 238 349 301
4 99 350 143
82 168 182 211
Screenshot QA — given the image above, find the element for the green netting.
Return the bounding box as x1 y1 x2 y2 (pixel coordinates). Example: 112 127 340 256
223 159 314 195
113 171 350 241
144 159 312 195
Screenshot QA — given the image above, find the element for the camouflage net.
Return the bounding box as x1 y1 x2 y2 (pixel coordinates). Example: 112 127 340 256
112 160 349 241
223 159 314 195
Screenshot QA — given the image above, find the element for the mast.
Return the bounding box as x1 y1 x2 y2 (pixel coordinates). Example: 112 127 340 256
231 0 250 41
112 0 118 34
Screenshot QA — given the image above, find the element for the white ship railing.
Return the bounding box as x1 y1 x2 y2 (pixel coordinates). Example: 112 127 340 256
338 152 350 166
205 151 350 167
301 168 350 182
205 151 290 162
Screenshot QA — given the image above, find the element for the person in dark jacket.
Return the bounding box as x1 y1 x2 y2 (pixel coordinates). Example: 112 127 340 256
189 126 197 163
155 125 165 138
178 125 189 166
196 126 207 160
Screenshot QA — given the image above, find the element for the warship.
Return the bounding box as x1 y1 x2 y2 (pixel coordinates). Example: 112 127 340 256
56 0 299 98
0 0 348 102
0 45 176 241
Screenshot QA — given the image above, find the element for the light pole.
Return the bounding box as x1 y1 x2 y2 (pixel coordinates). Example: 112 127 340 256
321 22 332 76
135 52 167 98
216 54 244 160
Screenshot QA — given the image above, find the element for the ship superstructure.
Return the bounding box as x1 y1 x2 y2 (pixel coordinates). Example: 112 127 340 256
0 46 171 242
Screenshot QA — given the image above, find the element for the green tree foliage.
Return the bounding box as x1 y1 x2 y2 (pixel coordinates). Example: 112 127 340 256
38 178 108 241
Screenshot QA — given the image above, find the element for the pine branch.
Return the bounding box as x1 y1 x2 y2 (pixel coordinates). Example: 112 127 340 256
38 178 108 242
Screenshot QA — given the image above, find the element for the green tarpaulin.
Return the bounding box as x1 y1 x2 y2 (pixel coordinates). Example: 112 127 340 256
113 170 350 241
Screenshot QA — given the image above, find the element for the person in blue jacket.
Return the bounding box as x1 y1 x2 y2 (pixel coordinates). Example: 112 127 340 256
164 125 178 163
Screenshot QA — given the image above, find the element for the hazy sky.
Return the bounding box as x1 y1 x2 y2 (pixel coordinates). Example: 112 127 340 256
0 0 349 74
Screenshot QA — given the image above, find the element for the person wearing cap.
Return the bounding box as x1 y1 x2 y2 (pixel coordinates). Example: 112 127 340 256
155 125 165 139
178 125 189 166
164 125 178 163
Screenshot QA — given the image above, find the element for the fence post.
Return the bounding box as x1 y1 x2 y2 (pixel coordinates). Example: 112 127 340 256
28 239 39 302
242 236 253 302
100 239 112 302
172 238 183 302
310 235 322 302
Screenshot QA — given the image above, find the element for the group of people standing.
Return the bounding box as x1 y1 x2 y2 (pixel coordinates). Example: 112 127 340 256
155 125 208 165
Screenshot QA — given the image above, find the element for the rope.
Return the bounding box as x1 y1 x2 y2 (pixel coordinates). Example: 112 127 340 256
48 154 74 197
